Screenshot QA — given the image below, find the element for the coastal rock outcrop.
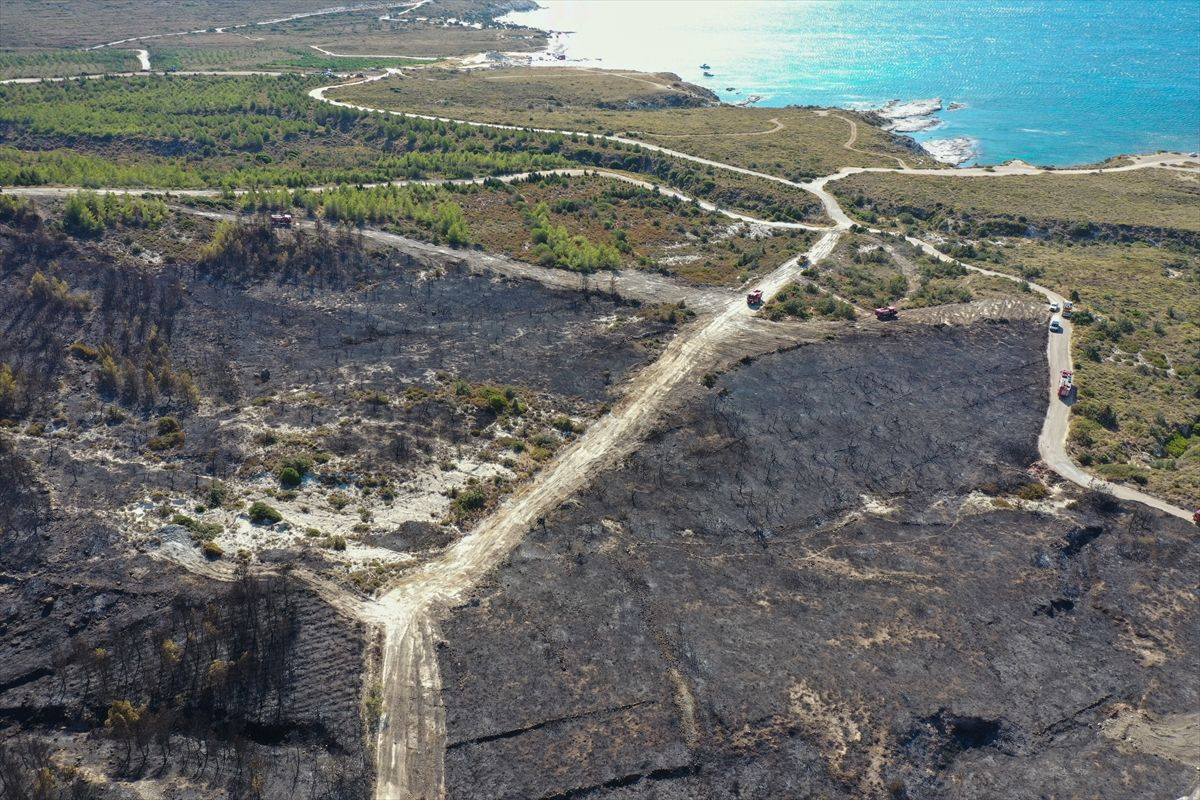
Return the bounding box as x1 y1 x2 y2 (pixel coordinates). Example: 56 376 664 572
872 97 945 132
921 136 981 165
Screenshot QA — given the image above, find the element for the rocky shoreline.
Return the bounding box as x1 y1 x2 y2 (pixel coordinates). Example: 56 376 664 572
861 97 980 165
920 136 981 165
872 97 945 132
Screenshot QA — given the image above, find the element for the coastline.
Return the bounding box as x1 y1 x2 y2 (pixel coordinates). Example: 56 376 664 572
859 98 980 165
497 0 1200 169
493 8 985 166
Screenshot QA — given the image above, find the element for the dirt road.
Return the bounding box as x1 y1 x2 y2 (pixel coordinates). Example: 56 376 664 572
369 228 840 799
1 56 1197 800
3 166 831 231
897 234 1193 522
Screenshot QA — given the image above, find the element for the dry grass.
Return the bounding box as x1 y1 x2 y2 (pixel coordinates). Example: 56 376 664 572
156 17 547 61
360 66 715 113
329 68 942 179
0 0 343 48
832 169 1200 234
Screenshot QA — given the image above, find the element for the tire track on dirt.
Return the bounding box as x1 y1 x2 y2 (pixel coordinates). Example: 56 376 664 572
369 229 840 799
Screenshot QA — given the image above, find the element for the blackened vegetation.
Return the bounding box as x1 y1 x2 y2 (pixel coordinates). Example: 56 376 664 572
1 207 666 427
194 218 381 289
902 711 1010 773
0 437 50 540
436 325 1199 800
0 210 194 418
0 577 370 799
0 432 370 799
0 203 685 796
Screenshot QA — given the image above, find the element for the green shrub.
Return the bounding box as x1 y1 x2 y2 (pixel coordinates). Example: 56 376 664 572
550 415 586 434
1094 463 1150 485
279 466 302 488
1069 418 1104 447
146 430 185 450
201 540 223 559
170 513 222 540
1074 401 1118 430
205 480 228 507
248 501 282 525
1015 482 1049 501
454 488 487 514
1163 432 1188 458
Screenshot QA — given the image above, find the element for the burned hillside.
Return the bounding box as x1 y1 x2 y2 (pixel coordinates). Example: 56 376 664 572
0 433 372 799
436 324 1199 800
0 210 682 580
0 206 692 798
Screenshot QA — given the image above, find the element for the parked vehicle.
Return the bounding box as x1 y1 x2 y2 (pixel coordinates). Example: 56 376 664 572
1058 370 1074 398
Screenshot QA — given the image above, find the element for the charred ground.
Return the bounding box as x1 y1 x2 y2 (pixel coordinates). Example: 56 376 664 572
0 206 687 798
436 324 1199 800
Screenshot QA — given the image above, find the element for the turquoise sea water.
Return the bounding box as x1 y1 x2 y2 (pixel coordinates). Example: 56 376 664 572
502 0 1200 166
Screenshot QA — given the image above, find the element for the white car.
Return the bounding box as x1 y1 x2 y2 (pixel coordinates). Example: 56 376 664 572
1048 302 1060 313
1049 318 1063 333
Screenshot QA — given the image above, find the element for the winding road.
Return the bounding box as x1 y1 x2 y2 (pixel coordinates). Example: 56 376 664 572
1 52 1197 800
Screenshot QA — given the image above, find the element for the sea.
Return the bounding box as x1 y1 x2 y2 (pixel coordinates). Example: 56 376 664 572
500 0 1200 167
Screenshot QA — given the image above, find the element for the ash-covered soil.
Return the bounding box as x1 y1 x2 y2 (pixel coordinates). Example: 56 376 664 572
0 219 679 578
437 323 1199 800
0 438 372 799
0 215 684 797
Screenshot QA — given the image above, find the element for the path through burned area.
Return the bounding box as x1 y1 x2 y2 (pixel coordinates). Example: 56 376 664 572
434 323 1199 800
